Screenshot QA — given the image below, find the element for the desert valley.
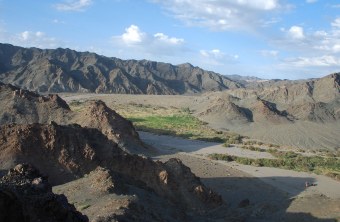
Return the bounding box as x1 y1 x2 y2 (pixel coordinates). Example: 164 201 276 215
0 43 339 221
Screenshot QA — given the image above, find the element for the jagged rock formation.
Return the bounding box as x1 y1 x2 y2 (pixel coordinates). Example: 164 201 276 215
0 82 145 153
0 163 87 222
0 123 222 214
71 100 145 153
0 43 241 94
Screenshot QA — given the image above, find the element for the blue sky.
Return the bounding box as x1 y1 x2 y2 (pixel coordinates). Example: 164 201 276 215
0 0 339 79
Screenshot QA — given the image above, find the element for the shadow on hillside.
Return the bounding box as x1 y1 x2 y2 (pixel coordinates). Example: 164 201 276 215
201 176 337 221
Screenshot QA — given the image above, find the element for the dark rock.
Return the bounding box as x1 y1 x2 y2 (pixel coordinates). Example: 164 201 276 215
0 164 88 222
238 198 250 208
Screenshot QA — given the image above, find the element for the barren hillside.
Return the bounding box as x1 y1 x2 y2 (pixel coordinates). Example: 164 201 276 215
0 43 241 94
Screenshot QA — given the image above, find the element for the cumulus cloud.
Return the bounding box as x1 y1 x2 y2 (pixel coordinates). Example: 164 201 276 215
200 49 239 65
54 0 93 11
121 25 146 45
288 26 305 40
150 0 284 31
272 17 340 75
112 25 185 57
154 33 184 45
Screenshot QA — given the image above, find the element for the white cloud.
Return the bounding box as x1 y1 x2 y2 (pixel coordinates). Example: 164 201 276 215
0 30 62 49
121 25 146 45
200 49 238 65
235 0 279 10
333 44 340 53
15 31 59 48
154 33 184 45
284 55 340 67
151 0 284 31
288 26 305 40
21 31 30 41
331 18 340 29
306 0 317 3
54 0 92 11
112 25 185 57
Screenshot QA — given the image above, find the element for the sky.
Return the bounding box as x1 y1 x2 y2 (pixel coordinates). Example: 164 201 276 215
0 0 339 79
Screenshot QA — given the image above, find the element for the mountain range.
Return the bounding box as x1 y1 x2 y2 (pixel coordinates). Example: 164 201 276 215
0 43 241 94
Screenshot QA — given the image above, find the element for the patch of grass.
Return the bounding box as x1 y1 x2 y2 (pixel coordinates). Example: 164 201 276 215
240 145 266 152
119 102 245 143
78 204 91 210
69 100 84 106
209 151 340 181
223 143 231 148
224 134 243 145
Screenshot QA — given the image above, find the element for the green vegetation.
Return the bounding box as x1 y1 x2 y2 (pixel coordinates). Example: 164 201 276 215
128 114 241 142
209 150 340 181
224 134 242 145
78 204 91 210
240 145 267 152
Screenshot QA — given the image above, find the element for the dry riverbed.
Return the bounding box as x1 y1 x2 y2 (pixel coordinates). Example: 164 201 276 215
140 131 340 222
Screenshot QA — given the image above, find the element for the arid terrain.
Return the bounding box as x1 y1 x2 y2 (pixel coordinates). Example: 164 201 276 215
0 44 339 221
61 92 340 222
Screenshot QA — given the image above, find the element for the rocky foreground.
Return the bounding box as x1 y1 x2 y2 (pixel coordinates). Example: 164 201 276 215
0 82 225 221
0 163 87 222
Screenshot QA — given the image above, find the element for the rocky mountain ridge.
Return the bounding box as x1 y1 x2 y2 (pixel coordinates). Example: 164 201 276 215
0 43 241 94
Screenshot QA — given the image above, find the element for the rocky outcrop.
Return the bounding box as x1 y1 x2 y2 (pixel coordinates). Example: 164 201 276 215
0 82 146 153
0 163 87 222
71 100 146 153
0 123 222 212
252 99 292 124
196 94 252 124
0 43 241 94
0 81 71 125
